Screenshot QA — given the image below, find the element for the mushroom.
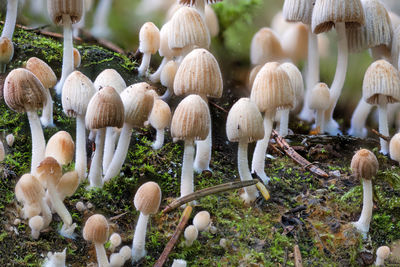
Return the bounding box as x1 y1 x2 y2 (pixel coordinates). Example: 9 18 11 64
160 60 178 101
45 131 75 166
29 215 44 239
308 83 330 134
171 94 211 197
56 171 79 202
109 233 122 253
226 98 264 203
48 0 84 95
138 22 160 77
281 23 309 64
110 253 124 267
375 246 391 266
75 201 86 212
0 37 14 73
118 245 132 263
390 133 400 165
149 99 172 150
172 259 187 267
1 0 18 40
91 0 113 38
178 0 222 19
6 133 14 147
350 149 379 235
43 248 67 267
132 182 162 263
73 48 81 68
184 225 198 246
193 210 211 231
83 214 110 267
250 28 285 66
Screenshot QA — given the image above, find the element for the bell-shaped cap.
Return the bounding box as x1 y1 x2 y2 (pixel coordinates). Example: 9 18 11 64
83 214 109 244
15 174 45 204
139 22 160 55
283 0 314 24
45 131 75 165
159 22 181 59
279 62 304 108
205 5 219 37
56 171 79 198
350 149 379 180
25 57 57 89
0 37 14 65
149 99 172 130
391 25 400 68
47 0 84 25
250 28 284 65
308 83 330 110
134 182 162 215
193 211 211 231
281 23 308 64
94 69 126 94
36 157 63 188
161 60 178 89
389 133 400 163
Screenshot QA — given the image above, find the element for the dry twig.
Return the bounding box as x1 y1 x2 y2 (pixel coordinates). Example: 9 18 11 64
294 245 303 267
371 128 390 142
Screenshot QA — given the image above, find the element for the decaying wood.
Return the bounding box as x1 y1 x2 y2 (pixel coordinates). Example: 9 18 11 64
162 180 258 213
306 219 331 256
154 206 193 267
271 130 329 178
294 245 303 267
371 129 390 142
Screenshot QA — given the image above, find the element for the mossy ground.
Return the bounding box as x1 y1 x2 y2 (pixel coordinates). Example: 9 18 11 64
1 28 400 267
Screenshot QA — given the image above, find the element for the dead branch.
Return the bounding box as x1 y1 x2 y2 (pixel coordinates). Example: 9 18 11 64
294 245 303 267
371 129 390 142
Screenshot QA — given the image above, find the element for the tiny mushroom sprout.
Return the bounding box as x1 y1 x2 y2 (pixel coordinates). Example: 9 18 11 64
45 131 75 166
171 94 211 197
226 98 264 203
375 246 391 266
6 133 14 147
149 99 172 150
160 60 178 101
250 28 285 66
390 133 400 165
3 68 48 174
109 232 122 253
0 37 14 73
362 59 400 155
25 57 58 127
118 245 132 263
178 0 223 18
29 215 44 239
193 210 211 231
83 214 110 267
132 181 162 263
138 22 160 76
184 225 198 246
48 0 84 95
350 149 379 236
43 248 67 267
172 259 187 267
85 86 124 187
103 83 154 183
109 253 124 267
308 83 331 134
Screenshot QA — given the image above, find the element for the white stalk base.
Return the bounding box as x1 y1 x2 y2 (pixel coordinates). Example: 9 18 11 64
352 179 373 238
132 213 149 263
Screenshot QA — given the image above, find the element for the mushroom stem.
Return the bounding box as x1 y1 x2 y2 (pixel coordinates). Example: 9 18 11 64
138 52 151 76
279 109 290 137
378 98 389 154
103 123 133 183
40 89 54 127
103 127 117 173
238 141 258 203
152 128 164 150
47 183 73 227
251 113 273 184
353 179 373 235
39 199 52 227
323 22 348 135
181 139 195 197
75 115 87 182
194 127 211 173
91 0 112 38
160 88 173 101
1 0 18 40
55 14 74 95
88 128 106 188
348 99 371 138
149 57 169 83
95 242 110 267
194 0 206 19
27 110 46 174
132 212 149 263
315 109 325 134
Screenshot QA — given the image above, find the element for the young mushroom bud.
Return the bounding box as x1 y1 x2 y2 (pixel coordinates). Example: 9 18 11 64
43 248 67 267
73 48 81 68
83 214 110 267
0 37 14 73
184 225 198 246
390 133 400 165
375 246 391 266
109 233 122 253
6 133 14 147
250 28 284 66
172 259 187 267
118 245 132 262
149 99 172 150
110 253 124 267
138 22 160 76
29 215 44 239
193 210 211 231
45 131 75 166
308 83 330 134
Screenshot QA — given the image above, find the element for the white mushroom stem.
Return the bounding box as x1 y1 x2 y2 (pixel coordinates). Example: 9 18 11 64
95 242 110 267
40 89 54 127
348 98 371 138
55 14 74 95
353 179 373 235
75 115 87 182
149 57 169 83
279 109 290 137
152 128 164 150
323 22 348 135
131 212 149 263
27 111 46 174
378 98 389 154
181 139 195 197
238 141 258 203
251 113 273 184
315 108 325 134
39 198 52 227
1 0 18 40
47 182 73 228
103 123 133 183
160 88 173 101
194 128 212 173
103 127 117 173
88 128 106 187
91 0 112 38
138 52 152 76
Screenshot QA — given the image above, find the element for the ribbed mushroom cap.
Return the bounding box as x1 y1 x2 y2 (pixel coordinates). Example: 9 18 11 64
73 48 81 68
120 83 154 127
248 65 263 90
279 62 304 107
25 57 57 89
159 22 181 58
56 171 79 197
205 5 219 37
4 68 47 113
174 48 223 98
94 69 126 94
389 12 400 30
15 174 45 204
45 131 75 165
0 37 14 64
161 60 178 89
139 22 160 55
346 0 392 53
62 71 96 117
149 99 172 130
85 86 125 130
308 83 330 110
83 214 109 244
226 98 264 143
171 94 211 141
350 149 379 180
134 182 162 215
36 157 63 188
47 0 84 25
250 28 284 65
109 233 122 247
178 0 223 5
281 23 308 63
184 225 198 242
193 211 210 231
362 59 400 104
389 133 400 162
168 7 210 50
283 0 314 24
250 62 295 114
376 246 391 259
312 0 365 34
391 25 400 68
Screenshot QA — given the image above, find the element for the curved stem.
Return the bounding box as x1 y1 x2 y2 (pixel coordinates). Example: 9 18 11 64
48 183 72 227
40 89 54 127
1 0 18 40
88 128 106 188
279 109 290 137
152 128 164 150
194 127 212 173
132 213 149 263
27 111 46 175
75 115 87 182
103 127 117 173
353 179 373 234
39 199 52 228
138 53 151 76
91 0 112 38
378 100 389 154
348 98 371 138
95 242 110 267
181 139 195 197
238 141 258 203
149 57 169 83
160 88 173 101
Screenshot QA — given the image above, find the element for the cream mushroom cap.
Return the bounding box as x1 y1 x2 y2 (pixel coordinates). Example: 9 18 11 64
15 174 45 204
193 210 211 231
45 131 75 165
139 22 160 55
350 149 379 180
94 69 127 94
376 246 391 260
309 83 330 110
279 62 304 108
389 133 400 162
83 214 109 244
158 22 181 58
35 157 63 188
283 0 314 24
161 61 178 89
250 28 284 65
25 57 57 89
184 225 198 244
56 171 79 198
134 182 162 215
149 99 172 130
0 37 14 65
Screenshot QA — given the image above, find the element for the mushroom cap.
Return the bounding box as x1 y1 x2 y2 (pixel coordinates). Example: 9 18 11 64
83 214 109 244
168 7 210 50
119 246 132 261
283 0 314 24
45 131 75 165
25 57 57 89
3 68 47 113
29 215 44 231
149 99 172 130
36 157 63 188
389 133 400 162
271 11 293 36
139 22 160 54
362 59 400 105
376 246 391 259
350 149 379 180
94 69 127 94
312 0 365 34
24 203 41 218
308 83 330 110
281 23 309 64
15 174 45 204
250 62 295 114
73 48 81 68
160 60 178 89
346 0 392 53
389 12 400 30
0 37 14 64
250 28 284 65
179 0 223 5
56 171 79 198
391 25 400 68
172 259 188 267
205 5 219 37
109 233 122 247
174 48 223 98
6 134 14 147
134 181 162 215
120 83 154 127
171 94 211 141
193 210 210 231
62 71 97 117
184 225 198 242
110 253 124 266
226 98 264 143
47 0 84 25
279 62 304 108
85 86 125 129
158 22 181 58
248 65 263 90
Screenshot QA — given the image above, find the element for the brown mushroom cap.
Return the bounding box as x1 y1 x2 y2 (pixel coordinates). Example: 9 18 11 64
134 182 162 215
56 171 79 198
47 0 84 25
45 131 75 165
15 174 45 204
250 28 284 65
25 57 57 89
350 149 379 180
0 37 14 64
36 157 63 188
83 214 109 244
149 99 172 130
283 0 314 24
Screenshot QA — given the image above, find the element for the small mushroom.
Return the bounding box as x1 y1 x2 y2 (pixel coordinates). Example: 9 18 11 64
184 225 198 246
0 140 4 162
45 131 75 166
390 133 400 165
250 28 284 66
160 60 178 101
172 259 187 267
138 22 160 76
193 211 211 231
29 215 44 239
0 37 14 73
43 248 67 267
375 246 391 266
109 233 122 253
149 99 172 150
83 214 110 267
6 133 14 147
308 83 330 134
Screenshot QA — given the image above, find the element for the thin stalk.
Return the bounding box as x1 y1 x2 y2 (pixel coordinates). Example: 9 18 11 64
315 109 324 134
132 213 149 263
194 127 212 172
378 99 389 154
348 98 371 138
1 0 18 39
27 111 46 174
40 89 54 127
238 141 258 203
103 127 117 173
95 242 110 267
279 109 290 137
149 57 169 83
88 128 106 188
353 179 373 234
138 53 151 76
181 139 195 197
152 128 164 150
39 199 52 228
75 115 87 182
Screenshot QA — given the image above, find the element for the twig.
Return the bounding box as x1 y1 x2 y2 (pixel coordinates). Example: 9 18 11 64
255 182 270 201
154 206 192 267
371 128 390 142
109 212 128 221
162 180 258 213
271 130 329 178
294 245 303 267
209 101 229 114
